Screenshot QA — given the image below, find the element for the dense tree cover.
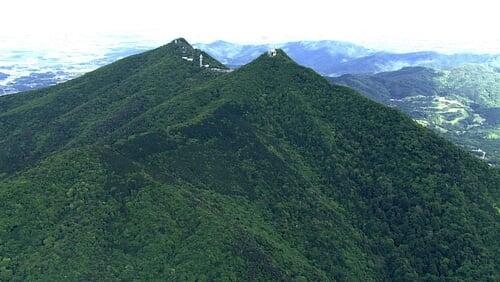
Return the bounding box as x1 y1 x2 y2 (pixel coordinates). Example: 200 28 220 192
0 40 499 280
331 66 500 166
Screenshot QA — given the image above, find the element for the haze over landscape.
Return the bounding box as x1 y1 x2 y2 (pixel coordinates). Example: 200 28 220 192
2 0 499 53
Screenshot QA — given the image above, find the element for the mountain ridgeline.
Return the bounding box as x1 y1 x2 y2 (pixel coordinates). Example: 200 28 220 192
0 39 498 281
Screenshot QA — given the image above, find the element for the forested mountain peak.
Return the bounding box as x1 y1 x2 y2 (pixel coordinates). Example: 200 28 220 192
0 38 226 173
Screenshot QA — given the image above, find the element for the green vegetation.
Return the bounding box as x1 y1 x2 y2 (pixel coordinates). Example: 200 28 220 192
1 40 499 280
438 64 500 107
331 65 500 166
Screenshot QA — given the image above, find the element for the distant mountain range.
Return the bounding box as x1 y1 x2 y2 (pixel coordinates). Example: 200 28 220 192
194 40 373 73
330 65 500 165
195 41 500 76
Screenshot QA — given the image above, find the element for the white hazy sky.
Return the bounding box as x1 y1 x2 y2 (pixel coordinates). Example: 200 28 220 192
1 0 499 53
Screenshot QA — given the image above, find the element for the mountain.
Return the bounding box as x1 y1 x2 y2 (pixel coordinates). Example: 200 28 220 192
194 40 374 74
195 41 500 76
330 65 500 165
329 51 499 75
0 39 499 281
